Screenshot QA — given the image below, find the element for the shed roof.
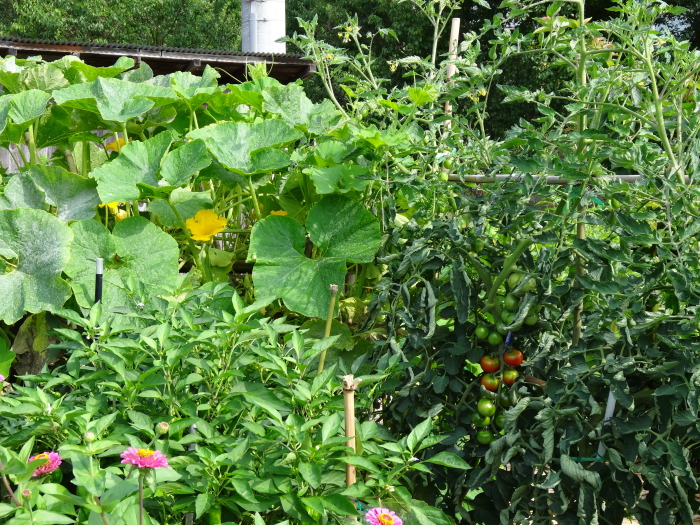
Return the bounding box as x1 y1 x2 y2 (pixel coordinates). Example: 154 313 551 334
0 36 316 84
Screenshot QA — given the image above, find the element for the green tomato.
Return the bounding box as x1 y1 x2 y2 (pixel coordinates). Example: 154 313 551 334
472 239 485 252
443 157 454 169
503 294 519 311
494 413 505 428
475 325 490 340
476 429 495 445
507 272 522 289
525 313 538 326
522 277 536 293
471 412 491 427
487 331 503 346
497 388 513 408
477 397 497 417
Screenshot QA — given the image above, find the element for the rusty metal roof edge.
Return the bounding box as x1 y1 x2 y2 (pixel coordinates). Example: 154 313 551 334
0 35 311 62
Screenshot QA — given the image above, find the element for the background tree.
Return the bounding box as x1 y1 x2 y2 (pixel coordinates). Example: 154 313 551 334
0 0 241 49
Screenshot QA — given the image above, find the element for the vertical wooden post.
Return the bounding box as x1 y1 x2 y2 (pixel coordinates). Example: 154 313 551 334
344 374 360 520
444 17 461 125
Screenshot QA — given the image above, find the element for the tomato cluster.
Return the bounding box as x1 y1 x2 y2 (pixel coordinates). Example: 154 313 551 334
473 346 526 445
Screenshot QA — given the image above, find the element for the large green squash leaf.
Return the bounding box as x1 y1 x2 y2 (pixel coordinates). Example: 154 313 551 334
0 56 23 94
89 132 173 203
248 195 381 318
0 209 72 324
148 188 213 228
262 84 314 128
170 67 220 107
52 77 177 122
8 89 51 125
160 139 211 187
0 95 9 135
63 56 135 83
65 218 179 314
303 165 370 194
0 167 100 221
187 120 303 175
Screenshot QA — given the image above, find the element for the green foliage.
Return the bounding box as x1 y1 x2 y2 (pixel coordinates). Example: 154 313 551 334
0 0 241 50
248 195 382 318
0 209 72 324
0 284 456 524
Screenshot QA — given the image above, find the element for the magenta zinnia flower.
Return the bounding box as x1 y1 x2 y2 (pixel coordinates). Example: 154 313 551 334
28 452 61 477
365 508 403 525
120 447 169 469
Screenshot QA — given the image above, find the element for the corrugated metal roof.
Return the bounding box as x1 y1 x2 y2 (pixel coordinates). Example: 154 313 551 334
0 35 316 83
0 35 307 61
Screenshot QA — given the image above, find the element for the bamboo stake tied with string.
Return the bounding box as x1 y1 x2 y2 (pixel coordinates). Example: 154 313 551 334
343 374 362 520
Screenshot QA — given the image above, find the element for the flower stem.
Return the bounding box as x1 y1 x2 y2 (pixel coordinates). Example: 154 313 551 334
0 460 21 507
138 473 144 525
167 201 204 278
246 176 262 220
203 244 213 282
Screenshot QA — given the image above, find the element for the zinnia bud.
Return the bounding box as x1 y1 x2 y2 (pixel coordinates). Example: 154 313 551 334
156 422 169 435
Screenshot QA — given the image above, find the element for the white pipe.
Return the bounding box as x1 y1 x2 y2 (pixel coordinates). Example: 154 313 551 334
250 11 258 52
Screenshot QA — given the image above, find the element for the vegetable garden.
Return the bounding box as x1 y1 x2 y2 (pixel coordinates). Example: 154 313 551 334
0 0 698 523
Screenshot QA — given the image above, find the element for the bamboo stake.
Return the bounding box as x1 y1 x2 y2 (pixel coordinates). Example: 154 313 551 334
343 374 361 520
444 18 461 126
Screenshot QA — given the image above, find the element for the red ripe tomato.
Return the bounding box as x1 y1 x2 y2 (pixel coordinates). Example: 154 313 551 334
503 350 524 367
503 369 519 386
479 355 500 373
480 373 499 392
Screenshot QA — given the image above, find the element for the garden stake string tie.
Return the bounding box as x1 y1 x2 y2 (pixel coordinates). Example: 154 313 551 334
317 284 339 374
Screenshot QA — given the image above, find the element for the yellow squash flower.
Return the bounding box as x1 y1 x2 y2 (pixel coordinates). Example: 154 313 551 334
186 209 227 242
105 137 130 152
99 202 120 214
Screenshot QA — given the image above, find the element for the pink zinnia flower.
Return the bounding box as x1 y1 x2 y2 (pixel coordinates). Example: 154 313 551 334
28 452 61 477
120 447 169 469
365 508 403 525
